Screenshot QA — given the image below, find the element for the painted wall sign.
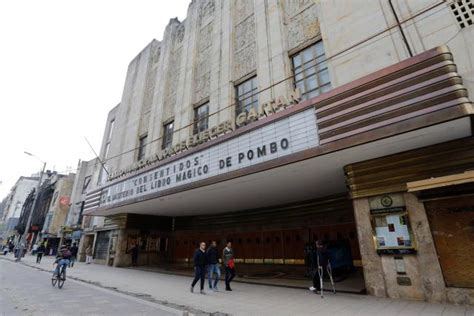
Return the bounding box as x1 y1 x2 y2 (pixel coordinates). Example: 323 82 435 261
96 108 318 209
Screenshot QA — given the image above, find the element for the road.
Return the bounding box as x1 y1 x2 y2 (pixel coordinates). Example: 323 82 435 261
0 260 179 316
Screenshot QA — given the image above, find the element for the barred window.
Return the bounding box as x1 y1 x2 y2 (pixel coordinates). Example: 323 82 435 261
162 121 174 149
193 102 209 134
235 76 258 117
292 41 331 100
137 134 147 161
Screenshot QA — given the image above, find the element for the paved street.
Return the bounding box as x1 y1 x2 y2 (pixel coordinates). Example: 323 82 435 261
1 255 473 316
0 260 180 316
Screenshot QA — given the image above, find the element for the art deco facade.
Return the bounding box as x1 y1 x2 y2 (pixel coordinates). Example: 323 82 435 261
83 0 474 304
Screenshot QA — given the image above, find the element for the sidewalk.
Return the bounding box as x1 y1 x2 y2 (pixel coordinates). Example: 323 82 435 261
2 254 472 316
133 263 366 294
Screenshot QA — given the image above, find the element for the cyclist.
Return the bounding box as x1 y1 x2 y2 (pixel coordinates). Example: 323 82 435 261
53 245 72 276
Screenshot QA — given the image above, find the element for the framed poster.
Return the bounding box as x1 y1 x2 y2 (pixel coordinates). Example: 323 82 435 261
369 194 416 255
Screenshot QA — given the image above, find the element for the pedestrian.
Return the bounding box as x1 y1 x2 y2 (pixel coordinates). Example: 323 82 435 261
190 241 207 294
129 243 139 266
222 241 235 291
309 240 330 293
36 243 45 263
32 243 39 255
85 245 93 264
207 241 221 291
69 243 79 267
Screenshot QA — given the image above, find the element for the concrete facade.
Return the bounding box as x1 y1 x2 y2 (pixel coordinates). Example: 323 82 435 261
92 0 473 181
1 177 39 222
0 176 40 240
83 0 474 305
40 173 75 238
66 159 99 228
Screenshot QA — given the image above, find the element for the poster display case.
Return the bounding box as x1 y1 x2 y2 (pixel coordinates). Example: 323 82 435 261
369 194 416 255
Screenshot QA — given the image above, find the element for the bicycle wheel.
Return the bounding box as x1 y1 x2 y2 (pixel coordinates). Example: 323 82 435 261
51 274 58 287
58 269 66 288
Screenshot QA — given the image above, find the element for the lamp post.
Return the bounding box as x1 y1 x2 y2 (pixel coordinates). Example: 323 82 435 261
15 152 46 262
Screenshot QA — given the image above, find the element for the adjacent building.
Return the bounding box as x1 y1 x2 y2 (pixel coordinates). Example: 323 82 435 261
0 176 40 240
40 173 75 252
83 0 473 304
16 172 75 255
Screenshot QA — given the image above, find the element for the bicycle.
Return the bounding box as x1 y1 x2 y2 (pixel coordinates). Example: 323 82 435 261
52 262 67 289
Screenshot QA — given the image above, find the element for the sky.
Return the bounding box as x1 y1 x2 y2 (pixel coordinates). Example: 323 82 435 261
0 0 190 199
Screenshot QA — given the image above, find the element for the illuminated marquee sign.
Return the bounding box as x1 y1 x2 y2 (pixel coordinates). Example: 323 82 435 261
99 108 319 208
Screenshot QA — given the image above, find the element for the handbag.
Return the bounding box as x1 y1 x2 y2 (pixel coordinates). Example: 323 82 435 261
228 258 235 269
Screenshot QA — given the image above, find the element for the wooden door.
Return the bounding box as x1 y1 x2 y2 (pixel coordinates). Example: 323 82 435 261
425 196 474 288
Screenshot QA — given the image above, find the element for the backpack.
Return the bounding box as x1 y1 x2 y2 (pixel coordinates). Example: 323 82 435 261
62 249 72 258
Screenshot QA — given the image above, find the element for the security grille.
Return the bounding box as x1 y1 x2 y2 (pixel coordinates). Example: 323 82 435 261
450 0 473 29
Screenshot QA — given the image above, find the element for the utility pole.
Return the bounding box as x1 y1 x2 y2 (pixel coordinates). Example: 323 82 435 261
16 154 46 262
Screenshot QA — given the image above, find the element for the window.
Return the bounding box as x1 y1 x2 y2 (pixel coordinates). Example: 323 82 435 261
162 121 174 149
97 167 103 185
193 102 209 134
137 134 147 161
82 176 91 194
450 0 473 29
291 41 331 100
107 119 115 140
104 142 110 159
235 76 258 117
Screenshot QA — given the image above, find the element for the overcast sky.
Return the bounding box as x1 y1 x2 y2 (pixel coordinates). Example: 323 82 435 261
0 0 190 199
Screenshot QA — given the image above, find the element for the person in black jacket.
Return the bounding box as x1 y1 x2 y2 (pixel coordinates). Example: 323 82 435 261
206 241 221 291
309 240 331 293
190 242 207 294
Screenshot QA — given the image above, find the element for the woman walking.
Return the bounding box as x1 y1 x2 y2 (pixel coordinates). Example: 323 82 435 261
222 241 235 291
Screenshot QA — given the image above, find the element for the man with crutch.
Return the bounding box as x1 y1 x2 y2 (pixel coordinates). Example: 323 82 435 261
309 240 336 297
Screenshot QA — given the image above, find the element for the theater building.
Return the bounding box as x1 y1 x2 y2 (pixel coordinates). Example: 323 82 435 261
83 0 474 304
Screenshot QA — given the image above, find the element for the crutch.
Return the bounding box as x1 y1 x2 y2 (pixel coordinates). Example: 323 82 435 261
317 254 324 298
326 261 336 294
317 265 324 298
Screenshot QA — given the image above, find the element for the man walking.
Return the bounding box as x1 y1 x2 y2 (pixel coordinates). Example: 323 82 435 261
129 243 139 266
190 242 207 294
207 241 221 291
69 243 78 267
36 243 45 264
222 241 235 291
309 240 331 293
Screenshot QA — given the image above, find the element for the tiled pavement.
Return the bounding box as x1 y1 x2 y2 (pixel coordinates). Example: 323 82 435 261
1 254 473 316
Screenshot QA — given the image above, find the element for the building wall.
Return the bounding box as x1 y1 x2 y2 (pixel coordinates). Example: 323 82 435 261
94 0 473 188
66 159 98 227
346 138 474 304
1 177 39 221
42 174 75 236
320 0 474 92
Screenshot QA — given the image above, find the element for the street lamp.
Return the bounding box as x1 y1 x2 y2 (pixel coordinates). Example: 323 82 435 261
15 152 46 262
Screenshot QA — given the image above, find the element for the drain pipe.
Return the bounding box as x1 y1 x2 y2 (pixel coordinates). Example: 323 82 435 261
388 0 414 57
